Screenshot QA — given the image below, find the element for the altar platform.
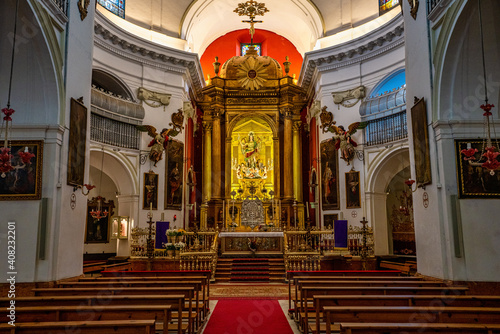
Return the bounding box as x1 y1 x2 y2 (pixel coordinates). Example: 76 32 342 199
219 231 284 256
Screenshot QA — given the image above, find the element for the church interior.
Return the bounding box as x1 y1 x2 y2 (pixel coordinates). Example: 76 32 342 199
1 0 500 333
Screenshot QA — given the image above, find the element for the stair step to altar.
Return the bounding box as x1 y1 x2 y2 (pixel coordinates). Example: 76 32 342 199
215 256 285 283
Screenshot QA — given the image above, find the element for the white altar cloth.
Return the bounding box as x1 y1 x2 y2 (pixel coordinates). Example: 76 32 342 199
219 232 284 238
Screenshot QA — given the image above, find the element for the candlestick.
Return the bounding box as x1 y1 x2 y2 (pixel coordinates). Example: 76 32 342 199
161 212 164 221
279 200 281 224
194 202 197 220
306 202 309 219
149 202 152 216
363 201 366 219
339 211 344 220
222 200 225 225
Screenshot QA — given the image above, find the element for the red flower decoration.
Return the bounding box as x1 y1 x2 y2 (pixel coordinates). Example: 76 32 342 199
1 108 15 121
461 148 478 161
18 151 35 165
482 159 500 171
405 179 415 186
480 103 495 116
84 184 96 191
483 146 500 161
0 147 14 173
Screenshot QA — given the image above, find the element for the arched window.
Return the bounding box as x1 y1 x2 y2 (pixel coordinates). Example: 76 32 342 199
369 69 406 98
97 0 125 18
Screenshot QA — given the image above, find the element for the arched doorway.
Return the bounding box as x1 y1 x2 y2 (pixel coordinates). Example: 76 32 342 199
366 146 414 256
86 146 138 256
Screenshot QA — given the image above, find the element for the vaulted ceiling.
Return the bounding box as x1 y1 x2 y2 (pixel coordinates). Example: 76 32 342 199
121 0 386 55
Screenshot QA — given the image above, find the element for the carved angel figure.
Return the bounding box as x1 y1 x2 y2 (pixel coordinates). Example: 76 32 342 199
137 125 178 166
328 122 367 165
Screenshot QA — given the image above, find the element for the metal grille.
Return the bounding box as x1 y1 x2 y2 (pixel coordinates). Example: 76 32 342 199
366 111 408 146
428 0 442 14
52 0 67 14
90 113 140 149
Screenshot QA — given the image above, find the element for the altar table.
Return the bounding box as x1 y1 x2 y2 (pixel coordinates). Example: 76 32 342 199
219 232 284 255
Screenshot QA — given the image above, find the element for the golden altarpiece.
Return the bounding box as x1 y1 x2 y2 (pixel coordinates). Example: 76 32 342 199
197 47 307 230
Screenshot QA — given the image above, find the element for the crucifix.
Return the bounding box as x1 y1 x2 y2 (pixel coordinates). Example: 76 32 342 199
234 1 269 44
242 17 262 43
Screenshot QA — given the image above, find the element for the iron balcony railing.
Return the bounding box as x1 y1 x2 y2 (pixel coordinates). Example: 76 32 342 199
90 113 140 150
365 111 408 146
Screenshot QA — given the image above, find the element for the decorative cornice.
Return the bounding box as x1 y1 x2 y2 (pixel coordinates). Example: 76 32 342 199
93 18 204 99
300 15 405 94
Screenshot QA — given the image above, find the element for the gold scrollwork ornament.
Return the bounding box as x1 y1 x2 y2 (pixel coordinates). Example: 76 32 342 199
78 0 90 21
408 0 419 20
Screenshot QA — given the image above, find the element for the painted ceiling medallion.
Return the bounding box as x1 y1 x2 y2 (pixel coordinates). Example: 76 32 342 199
237 57 268 90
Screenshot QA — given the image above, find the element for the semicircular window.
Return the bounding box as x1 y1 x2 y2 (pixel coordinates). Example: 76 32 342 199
360 69 407 146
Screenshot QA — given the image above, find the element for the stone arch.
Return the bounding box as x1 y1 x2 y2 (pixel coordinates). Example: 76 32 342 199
227 112 278 138
366 145 410 255
92 67 136 101
89 145 138 196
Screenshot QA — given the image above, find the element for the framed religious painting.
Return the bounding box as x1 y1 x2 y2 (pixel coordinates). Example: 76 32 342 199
455 139 500 198
0 140 43 200
165 139 184 210
410 97 432 187
143 171 158 210
85 197 115 243
323 214 338 228
320 139 340 210
345 170 361 208
67 97 87 187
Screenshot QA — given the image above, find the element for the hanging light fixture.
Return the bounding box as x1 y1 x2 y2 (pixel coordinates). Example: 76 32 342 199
90 147 109 220
1 0 20 177
460 0 498 174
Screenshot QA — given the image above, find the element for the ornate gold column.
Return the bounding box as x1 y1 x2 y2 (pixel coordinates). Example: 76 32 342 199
293 120 303 203
202 121 212 206
283 110 293 200
212 110 222 200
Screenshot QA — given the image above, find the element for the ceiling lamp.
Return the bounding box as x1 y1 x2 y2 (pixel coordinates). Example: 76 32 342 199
460 0 498 175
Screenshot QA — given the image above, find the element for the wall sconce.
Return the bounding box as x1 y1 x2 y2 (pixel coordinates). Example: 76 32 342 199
111 216 129 239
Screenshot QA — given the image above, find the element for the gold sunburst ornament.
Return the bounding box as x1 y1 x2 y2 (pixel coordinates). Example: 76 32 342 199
237 56 268 90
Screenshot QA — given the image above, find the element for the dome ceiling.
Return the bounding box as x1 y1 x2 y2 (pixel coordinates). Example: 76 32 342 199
120 0 385 55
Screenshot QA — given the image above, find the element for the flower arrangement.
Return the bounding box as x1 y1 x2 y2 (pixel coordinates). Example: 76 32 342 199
174 242 186 250
163 242 175 250
230 222 238 228
166 228 185 237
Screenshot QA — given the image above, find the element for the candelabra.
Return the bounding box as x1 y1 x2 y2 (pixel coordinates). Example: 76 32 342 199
146 212 155 260
360 217 369 270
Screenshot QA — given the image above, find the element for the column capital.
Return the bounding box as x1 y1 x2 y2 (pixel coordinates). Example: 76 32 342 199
202 121 213 131
292 121 302 132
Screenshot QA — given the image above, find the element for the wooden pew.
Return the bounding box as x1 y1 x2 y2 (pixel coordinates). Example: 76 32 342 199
0 320 155 334
83 261 106 275
339 322 500 334
76 275 210 320
100 262 131 272
76 275 210 321
32 287 196 334
286 271 403 314
324 306 500 334
310 295 500 334
379 260 412 275
298 286 468 333
0 295 186 334
0 305 171 334
57 280 205 328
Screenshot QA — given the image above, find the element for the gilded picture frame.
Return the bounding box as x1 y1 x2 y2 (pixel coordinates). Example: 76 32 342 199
323 214 338 228
345 170 361 208
320 139 340 210
143 172 159 210
411 97 432 187
0 140 43 200
85 197 115 243
165 139 184 210
455 139 500 198
67 97 87 187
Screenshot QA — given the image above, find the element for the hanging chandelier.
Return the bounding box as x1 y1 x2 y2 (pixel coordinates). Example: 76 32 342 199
460 0 498 175
90 148 108 220
0 0 35 177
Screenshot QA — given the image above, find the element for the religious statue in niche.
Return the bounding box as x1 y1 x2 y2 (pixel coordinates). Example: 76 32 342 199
137 125 179 166
327 122 366 165
232 131 273 180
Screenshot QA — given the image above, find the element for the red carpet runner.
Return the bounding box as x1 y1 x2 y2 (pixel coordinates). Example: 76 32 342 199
203 299 293 334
